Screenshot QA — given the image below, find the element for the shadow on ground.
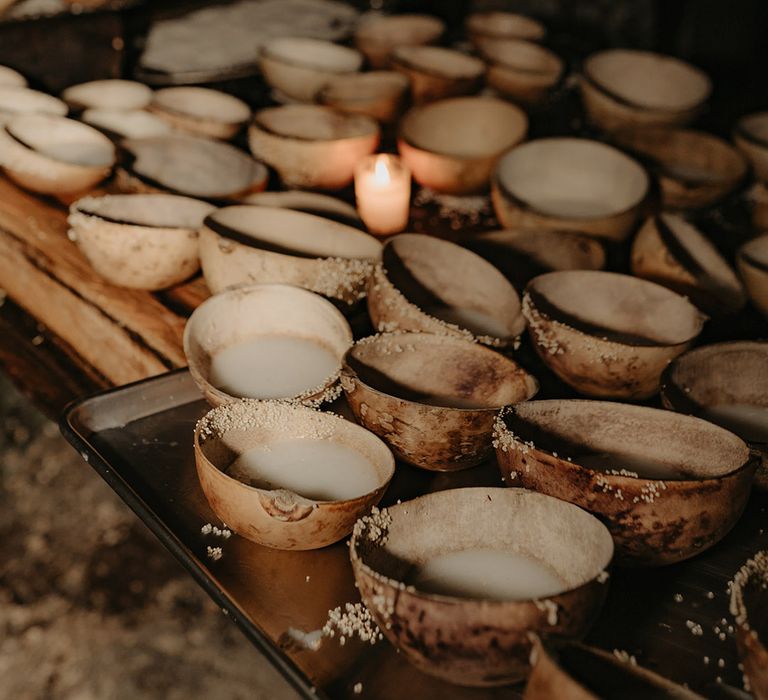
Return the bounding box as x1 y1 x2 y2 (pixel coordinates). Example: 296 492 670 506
0 375 298 700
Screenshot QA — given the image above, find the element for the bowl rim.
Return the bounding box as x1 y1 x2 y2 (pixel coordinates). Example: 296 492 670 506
151 86 251 127
660 339 768 424
737 234 768 273
259 36 362 74
397 96 528 161
465 11 546 41
391 44 486 81
183 282 353 405
494 136 649 221
482 37 563 76
341 330 539 413
524 270 706 348
2 114 116 169
251 104 380 143
582 48 712 114
497 399 755 484
378 233 527 342
350 486 614 606
734 112 768 150
194 398 396 506
119 134 268 199
70 192 214 230
202 203 381 260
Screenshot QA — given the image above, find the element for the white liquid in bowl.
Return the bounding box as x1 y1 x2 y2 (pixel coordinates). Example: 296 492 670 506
209 335 339 400
228 438 379 501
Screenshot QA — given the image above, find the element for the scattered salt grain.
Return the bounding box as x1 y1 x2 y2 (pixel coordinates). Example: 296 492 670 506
206 546 222 561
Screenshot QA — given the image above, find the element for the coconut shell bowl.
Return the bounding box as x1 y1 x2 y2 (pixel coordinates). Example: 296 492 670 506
350 487 614 686
341 331 538 471
194 399 395 550
495 399 756 566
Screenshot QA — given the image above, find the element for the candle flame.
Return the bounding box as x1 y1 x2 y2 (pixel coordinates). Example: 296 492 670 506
373 156 391 185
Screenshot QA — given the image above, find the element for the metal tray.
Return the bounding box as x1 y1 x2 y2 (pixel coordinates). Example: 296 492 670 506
60 368 764 699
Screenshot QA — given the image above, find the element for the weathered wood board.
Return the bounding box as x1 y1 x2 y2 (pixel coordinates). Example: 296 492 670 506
0 176 207 387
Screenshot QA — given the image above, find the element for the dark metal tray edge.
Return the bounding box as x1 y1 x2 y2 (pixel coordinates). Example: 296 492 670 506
59 369 324 700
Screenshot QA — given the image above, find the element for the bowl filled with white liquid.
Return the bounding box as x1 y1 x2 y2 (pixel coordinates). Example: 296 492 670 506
183 284 353 407
349 487 614 686
195 399 395 549
492 137 649 242
367 233 526 347
341 331 538 470
661 340 768 490
495 400 756 566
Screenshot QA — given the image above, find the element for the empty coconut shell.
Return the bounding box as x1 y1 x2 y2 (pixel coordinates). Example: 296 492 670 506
398 96 528 195
523 270 705 399
341 331 538 470
737 234 768 317
354 14 445 69
580 49 711 132
631 213 746 316
614 127 747 210
391 45 485 104
661 340 768 491
495 399 755 566
492 138 649 242
734 112 768 183
466 11 545 53
525 637 706 699
368 233 526 347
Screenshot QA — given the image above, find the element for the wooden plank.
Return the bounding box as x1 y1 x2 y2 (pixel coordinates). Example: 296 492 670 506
0 296 105 418
0 176 189 385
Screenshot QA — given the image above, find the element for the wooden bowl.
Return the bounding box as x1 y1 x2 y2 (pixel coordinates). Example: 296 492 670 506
495 399 755 566
0 86 68 123
117 134 268 200
523 271 705 399
480 38 563 105
248 105 379 189
734 112 768 183
580 49 711 132
350 487 613 686
68 193 214 290
341 331 538 470
661 341 768 491
242 189 362 228
730 551 768 700
354 14 444 69
368 233 526 347
199 205 381 304
81 108 173 140
614 127 747 209
398 96 527 194
194 399 394 550
148 87 251 140
492 138 648 241
61 79 152 111
317 71 410 124
183 283 353 407
466 12 545 54
737 234 768 317
0 113 114 196
465 228 605 289
525 637 707 699
391 45 485 104
259 37 363 102
631 213 746 315
0 65 26 87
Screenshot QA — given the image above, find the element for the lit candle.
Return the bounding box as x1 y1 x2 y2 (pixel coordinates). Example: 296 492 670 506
354 153 411 235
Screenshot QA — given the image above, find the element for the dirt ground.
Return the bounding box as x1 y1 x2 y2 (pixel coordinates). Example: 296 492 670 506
0 375 297 700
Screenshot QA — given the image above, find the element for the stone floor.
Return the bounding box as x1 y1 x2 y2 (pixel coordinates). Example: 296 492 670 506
0 375 298 700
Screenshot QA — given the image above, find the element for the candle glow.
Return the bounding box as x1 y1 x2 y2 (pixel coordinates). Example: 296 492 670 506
355 153 410 235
